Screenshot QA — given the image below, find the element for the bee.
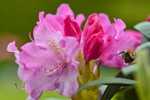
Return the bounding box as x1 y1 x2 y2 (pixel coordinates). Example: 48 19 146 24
118 49 136 64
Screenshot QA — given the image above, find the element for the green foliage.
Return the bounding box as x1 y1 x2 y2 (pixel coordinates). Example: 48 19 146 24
121 64 136 76
77 78 135 93
100 65 119 79
112 87 139 100
135 49 150 100
134 22 150 38
134 22 150 43
135 42 150 51
73 53 99 100
101 85 122 100
131 22 150 100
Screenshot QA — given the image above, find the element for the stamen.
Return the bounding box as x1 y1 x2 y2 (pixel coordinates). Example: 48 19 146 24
41 63 64 76
48 40 63 55
14 83 25 90
28 32 34 41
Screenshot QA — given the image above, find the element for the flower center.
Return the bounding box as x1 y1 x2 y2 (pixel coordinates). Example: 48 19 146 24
41 63 66 76
48 40 64 55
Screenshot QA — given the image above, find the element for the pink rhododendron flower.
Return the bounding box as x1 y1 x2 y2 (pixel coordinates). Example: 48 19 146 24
83 13 104 61
97 13 142 69
7 4 84 100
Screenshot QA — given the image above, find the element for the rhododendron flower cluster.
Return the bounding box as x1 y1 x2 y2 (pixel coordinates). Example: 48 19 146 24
7 4 142 100
83 13 142 68
8 4 83 100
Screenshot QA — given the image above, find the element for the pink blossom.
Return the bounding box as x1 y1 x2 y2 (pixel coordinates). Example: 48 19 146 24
97 13 142 69
7 4 84 100
83 13 104 61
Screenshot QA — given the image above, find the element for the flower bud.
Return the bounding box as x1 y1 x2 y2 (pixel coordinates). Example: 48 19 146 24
83 34 104 61
83 13 103 40
64 15 82 42
83 13 104 61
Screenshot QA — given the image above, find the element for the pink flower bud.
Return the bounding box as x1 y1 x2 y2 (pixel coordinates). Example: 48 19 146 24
83 13 103 40
64 15 82 42
83 34 104 61
83 13 104 61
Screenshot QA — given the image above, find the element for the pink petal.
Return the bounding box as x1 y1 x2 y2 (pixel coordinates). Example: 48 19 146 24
118 30 142 51
98 13 111 32
39 12 45 22
56 4 74 18
7 41 18 52
7 41 20 64
111 19 126 40
25 68 58 100
20 42 62 68
65 37 80 59
76 14 85 26
125 30 142 46
113 18 126 34
18 65 35 81
34 19 63 48
33 22 52 48
56 66 79 97
34 12 45 32
45 14 63 32
98 36 125 68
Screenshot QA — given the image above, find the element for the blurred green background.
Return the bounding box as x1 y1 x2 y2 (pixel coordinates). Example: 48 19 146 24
0 0 150 99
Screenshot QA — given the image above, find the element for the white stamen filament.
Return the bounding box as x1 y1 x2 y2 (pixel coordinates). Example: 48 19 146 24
41 63 64 76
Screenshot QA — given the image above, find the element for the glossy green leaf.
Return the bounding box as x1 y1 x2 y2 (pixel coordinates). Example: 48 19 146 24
134 22 150 38
112 87 139 100
101 85 121 100
77 78 135 93
135 42 150 52
135 49 150 100
142 36 150 43
121 64 136 76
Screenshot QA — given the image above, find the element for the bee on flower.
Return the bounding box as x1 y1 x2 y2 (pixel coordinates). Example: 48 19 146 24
118 49 136 64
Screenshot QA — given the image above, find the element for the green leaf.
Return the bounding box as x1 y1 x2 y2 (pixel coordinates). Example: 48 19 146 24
100 72 125 100
135 42 150 52
142 36 150 43
112 87 139 100
121 64 136 76
101 85 122 100
77 78 135 93
135 49 150 100
134 22 150 38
